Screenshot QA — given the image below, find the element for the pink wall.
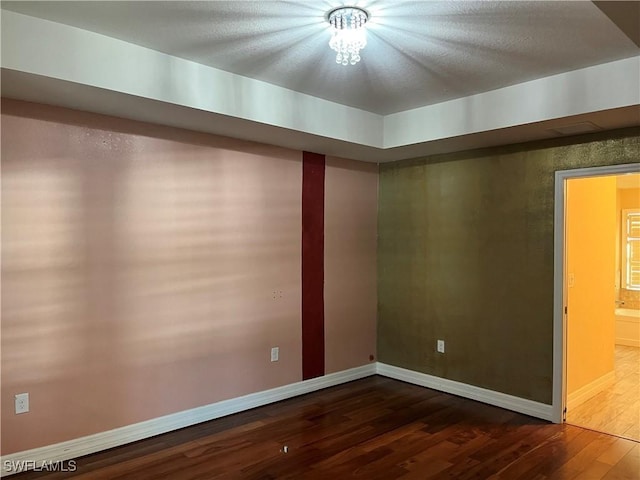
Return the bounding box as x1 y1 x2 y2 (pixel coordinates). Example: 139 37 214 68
324 157 378 374
1 100 378 455
1 100 310 453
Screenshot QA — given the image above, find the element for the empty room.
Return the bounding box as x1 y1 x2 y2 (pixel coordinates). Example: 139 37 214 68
1 1 639 479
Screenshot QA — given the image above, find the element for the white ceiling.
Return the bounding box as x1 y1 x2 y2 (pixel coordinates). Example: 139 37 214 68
1 1 639 162
2 1 638 115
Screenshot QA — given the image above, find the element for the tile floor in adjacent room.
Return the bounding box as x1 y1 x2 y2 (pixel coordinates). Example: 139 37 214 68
567 345 640 442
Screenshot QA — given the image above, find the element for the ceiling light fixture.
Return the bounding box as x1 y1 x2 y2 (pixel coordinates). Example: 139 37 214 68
327 6 369 66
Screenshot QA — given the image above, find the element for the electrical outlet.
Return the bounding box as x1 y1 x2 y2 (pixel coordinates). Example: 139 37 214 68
271 347 279 362
15 393 29 414
437 340 445 354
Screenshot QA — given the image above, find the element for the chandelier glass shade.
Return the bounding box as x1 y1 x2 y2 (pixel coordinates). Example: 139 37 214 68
327 7 369 66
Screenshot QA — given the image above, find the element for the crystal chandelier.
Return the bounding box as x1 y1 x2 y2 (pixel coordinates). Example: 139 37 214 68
327 7 369 66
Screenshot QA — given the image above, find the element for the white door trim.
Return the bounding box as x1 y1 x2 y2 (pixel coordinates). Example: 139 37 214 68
552 162 640 424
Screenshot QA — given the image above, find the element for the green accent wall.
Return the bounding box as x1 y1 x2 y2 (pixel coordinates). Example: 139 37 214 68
377 128 640 404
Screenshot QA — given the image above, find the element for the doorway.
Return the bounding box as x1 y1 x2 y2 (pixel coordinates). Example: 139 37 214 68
553 164 640 442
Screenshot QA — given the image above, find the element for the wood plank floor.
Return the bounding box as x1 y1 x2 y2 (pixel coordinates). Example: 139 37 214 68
567 345 640 442
12 376 640 479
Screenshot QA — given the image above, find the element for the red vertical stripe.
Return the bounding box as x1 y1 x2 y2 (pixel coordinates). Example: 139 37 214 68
302 151 325 380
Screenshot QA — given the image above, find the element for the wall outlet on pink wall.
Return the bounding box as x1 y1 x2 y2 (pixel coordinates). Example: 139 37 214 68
15 393 29 414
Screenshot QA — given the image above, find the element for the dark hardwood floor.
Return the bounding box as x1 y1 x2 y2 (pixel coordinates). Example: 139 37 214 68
12 376 639 479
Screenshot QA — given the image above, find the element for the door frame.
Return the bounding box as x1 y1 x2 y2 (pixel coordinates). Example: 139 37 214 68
552 162 640 423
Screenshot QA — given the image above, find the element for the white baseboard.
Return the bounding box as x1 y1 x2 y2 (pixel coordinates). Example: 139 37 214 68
2 361 560 476
1 363 376 477
567 370 615 410
376 362 553 421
